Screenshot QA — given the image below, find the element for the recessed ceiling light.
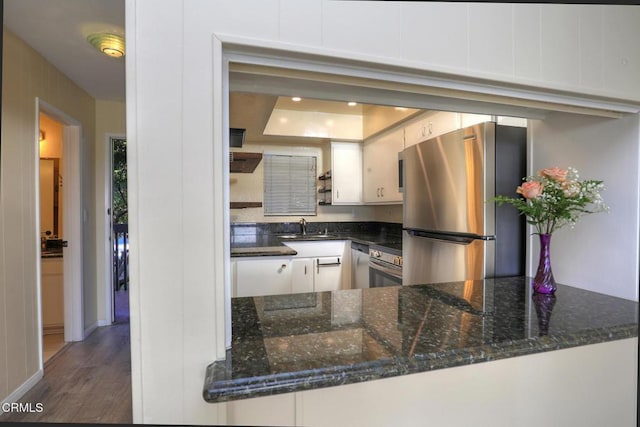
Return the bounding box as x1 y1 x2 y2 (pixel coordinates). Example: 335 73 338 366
291 97 302 102
347 102 357 107
394 107 408 111
87 33 125 58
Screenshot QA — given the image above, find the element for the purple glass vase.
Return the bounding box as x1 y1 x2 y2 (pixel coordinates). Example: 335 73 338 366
533 233 557 294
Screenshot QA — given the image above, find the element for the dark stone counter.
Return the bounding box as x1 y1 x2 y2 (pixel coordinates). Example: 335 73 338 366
203 277 638 403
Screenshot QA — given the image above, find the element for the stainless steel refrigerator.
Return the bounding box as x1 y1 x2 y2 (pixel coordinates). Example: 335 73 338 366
402 121 527 285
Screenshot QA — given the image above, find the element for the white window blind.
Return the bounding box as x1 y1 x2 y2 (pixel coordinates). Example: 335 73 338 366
264 154 317 216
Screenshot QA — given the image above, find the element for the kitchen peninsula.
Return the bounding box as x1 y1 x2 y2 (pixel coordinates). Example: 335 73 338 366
204 275 638 426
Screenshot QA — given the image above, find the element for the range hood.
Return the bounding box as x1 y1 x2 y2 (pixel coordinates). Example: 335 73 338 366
230 152 262 173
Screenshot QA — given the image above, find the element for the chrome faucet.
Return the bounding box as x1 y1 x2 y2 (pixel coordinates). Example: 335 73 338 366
299 218 307 235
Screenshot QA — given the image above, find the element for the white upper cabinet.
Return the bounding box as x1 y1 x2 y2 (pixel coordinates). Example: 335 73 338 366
363 128 403 204
403 111 459 148
331 141 363 205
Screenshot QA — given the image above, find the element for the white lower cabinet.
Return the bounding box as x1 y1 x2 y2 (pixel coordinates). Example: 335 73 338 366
41 257 64 331
313 256 343 292
232 242 348 297
291 258 314 294
234 257 292 297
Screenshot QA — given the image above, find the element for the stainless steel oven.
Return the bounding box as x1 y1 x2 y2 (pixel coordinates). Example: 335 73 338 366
369 244 403 288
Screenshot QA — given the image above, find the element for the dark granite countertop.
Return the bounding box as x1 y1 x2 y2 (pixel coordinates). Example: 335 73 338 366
230 229 402 257
203 277 638 403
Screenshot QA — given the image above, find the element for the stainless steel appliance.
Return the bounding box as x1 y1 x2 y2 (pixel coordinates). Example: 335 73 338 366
369 243 403 287
351 241 370 289
402 121 526 285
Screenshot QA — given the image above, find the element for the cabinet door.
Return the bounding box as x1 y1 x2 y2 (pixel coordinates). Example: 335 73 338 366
362 140 379 203
363 128 403 204
314 256 343 292
41 258 64 328
291 258 314 294
235 258 292 297
331 142 362 205
404 111 459 147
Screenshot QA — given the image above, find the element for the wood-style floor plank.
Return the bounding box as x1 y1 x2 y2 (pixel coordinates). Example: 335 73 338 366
0 323 132 424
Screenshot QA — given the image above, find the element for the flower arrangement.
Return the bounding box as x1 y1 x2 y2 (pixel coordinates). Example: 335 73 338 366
494 166 608 235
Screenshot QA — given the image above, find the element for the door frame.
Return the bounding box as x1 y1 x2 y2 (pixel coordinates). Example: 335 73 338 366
36 98 84 350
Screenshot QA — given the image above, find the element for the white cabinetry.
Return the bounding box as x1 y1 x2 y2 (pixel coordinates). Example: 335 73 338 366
314 257 343 292
330 141 362 205
41 257 64 332
232 241 348 297
403 111 459 148
234 257 292 297
291 258 314 293
363 128 403 204
285 241 347 292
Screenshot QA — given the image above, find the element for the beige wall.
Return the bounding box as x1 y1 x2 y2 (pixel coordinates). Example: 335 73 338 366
94 100 126 324
0 27 96 405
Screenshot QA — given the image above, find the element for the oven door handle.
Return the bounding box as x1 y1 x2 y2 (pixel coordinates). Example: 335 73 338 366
369 259 403 280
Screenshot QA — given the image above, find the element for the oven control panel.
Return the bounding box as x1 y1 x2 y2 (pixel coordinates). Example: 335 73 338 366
369 248 403 267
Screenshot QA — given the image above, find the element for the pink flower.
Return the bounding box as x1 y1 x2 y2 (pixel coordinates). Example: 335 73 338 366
538 167 567 182
517 181 544 199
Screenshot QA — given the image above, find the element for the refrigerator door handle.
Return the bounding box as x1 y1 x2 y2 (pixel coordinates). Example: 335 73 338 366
405 229 495 244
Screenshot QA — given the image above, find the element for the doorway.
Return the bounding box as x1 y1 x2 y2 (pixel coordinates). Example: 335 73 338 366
36 99 84 369
110 136 129 324
39 112 66 363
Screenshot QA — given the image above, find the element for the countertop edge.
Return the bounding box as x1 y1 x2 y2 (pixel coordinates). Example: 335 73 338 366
203 323 638 403
230 233 402 258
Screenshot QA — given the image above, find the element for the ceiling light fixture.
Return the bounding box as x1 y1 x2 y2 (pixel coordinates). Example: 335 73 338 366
87 33 125 58
291 97 302 102
347 102 357 107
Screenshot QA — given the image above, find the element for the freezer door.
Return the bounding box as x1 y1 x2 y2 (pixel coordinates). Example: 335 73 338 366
402 122 495 237
402 231 495 285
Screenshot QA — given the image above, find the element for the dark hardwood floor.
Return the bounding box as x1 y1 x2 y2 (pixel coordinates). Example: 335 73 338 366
0 322 132 424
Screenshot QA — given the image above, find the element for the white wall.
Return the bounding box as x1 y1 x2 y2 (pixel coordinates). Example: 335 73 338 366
126 1 640 424
529 113 640 301
0 28 96 405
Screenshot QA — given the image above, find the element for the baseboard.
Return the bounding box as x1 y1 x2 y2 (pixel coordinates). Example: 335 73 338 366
83 321 99 339
0 369 43 415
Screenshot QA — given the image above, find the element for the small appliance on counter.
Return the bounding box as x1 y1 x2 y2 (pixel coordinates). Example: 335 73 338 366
402 121 526 286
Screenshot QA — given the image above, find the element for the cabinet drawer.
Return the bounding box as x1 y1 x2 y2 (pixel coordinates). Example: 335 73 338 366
283 241 346 258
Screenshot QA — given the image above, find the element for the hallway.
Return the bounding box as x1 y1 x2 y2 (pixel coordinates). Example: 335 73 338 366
0 323 132 424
